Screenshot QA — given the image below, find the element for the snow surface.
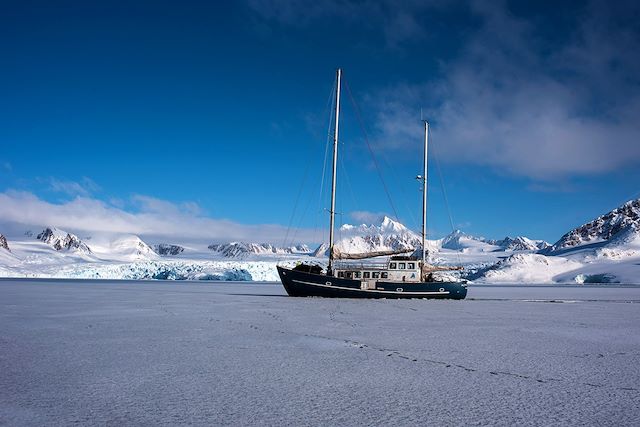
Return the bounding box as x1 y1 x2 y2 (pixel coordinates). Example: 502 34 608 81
1 279 638 425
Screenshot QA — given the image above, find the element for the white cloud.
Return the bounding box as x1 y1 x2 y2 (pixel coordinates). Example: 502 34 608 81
369 0 640 180
0 190 317 244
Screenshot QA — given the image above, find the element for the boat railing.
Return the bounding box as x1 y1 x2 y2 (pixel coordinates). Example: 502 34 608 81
334 261 389 271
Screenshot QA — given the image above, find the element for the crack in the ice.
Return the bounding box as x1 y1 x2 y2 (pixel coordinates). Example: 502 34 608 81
296 332 637 392
226 318 639 394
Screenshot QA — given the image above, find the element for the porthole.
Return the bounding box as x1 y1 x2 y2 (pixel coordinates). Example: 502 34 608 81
439 288 445 292
396 288 404 292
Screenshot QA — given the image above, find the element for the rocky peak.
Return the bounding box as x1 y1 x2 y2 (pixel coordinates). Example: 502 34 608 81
380 216 408 233
546 198 640 253
0 234 9 252
154 243 185 256
37 227 92 253
494 236 549 252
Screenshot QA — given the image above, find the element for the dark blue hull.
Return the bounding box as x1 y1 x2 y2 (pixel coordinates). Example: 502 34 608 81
277 266 467 299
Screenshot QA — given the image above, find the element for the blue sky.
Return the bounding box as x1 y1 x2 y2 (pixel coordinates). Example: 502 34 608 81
1 0 639 244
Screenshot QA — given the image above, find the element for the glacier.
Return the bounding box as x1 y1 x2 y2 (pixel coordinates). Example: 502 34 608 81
1 202 640 284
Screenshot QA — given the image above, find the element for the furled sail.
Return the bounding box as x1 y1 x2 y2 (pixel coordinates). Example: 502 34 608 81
421 264 464 272
331 247 414 260
421 263 463 281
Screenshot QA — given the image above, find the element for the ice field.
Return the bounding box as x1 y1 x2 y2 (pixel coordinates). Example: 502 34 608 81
1 279 639 425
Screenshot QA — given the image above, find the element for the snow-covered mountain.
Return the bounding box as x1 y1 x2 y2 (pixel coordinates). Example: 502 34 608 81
312 220 548 258
108 235 158 261
471 253 584 283
36 227 92 254
0 234 9 252
313 216 421 257
312 243 329 257
208 242 311 258
471 199 640 284
491 236 550 251
154 243 185 256
543 198 640 254
441 231 549 252
441 230 495 252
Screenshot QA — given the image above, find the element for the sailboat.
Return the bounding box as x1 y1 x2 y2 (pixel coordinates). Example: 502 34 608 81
277 69 467 299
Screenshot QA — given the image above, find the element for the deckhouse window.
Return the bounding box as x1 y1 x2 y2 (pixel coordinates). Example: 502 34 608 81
372 272 380 279
381 272 388 279
399 263 406 269
354 271 361 279
389 262 397 269
408 262 415 269
363 272 370 279
338 271 344 278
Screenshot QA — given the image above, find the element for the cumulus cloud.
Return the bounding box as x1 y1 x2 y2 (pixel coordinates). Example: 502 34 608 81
0 190 317 244
371 0 640 179
249 0 640 179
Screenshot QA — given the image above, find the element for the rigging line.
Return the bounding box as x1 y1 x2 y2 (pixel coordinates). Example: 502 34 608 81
290 174 321 248
338 139 361 221
285 82 336 248
432 136 462 265
620 190 640 204
283 83 335 251
379 151 421 237
319 81 336 214
432 142 456 233
315 82 337 247
293 137 336 249
343 78 401 223
282 155 313 249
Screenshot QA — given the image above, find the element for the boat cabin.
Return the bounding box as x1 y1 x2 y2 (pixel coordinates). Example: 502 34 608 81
334 255 422 290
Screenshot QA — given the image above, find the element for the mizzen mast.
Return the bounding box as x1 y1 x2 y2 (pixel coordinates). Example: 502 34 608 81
421 120 429 266
328 68 342 275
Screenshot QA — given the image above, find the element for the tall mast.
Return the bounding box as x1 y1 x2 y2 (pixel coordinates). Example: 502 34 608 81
421 120 429 266
328 68 341 274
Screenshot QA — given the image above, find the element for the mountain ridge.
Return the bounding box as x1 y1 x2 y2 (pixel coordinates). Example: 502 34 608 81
36 227 92 254
208 242 311 258
543 198 640 254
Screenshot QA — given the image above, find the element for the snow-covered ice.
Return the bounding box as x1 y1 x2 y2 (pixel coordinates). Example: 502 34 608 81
1 279 638 425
